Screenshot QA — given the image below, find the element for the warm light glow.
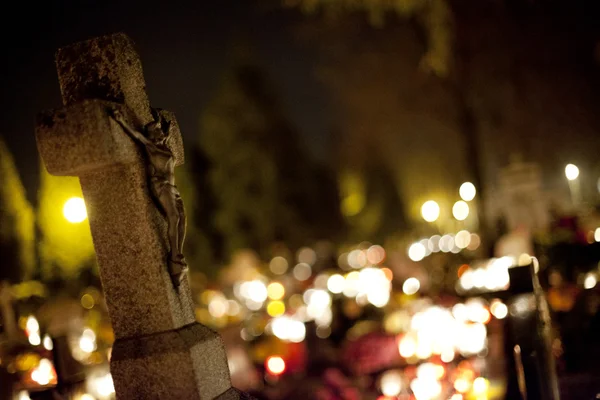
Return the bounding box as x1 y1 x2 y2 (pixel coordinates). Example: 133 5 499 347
89 372 115 399
410 377 441 400
269 257 288 275
439 234 454 253
584 273 597 290
454 378 470 393
247 280 268 303
208 294 228 318
490 301 508 319
403 277 420 295
518 253 532 266
17 391 31 400
29 333 41 346
267 282 285 300
343 271 361 297
79 328 97 354
327 274 345 294
347 249 367 269
297 247 317 265
367 245 386 264
31 358 55 386
26 316 40 334
467 233 481 251
421 200 440 222
472 377 489 394
408 243 426 262
459 182 476 201
452 201 470 221
452 303 468 322
265 356 286 375
428 235 441 252
267 301 286 317
293 263 312 281
43 335 53 351
271 316 306 342
565 164 579 181
595 228 600 242
441 349 455 363
399 335 417 358
455 230 471 249
226 300 241 316
63 197 87 223
380 370 403 396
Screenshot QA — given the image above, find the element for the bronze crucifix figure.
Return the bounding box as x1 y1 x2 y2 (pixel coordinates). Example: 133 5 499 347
111 107 187 286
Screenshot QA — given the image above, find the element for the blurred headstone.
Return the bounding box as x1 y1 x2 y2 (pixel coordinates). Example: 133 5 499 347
35 33 247 399
498 160 549 232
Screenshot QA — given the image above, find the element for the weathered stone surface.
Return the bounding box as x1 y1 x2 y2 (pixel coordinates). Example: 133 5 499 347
36 33 237 399
111 323 232 399
79 160 196 338
56 33 150 121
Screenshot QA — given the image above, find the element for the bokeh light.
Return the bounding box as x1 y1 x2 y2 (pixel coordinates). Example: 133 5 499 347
269 256 288 275
327 274 345 294
267 282 285 300
584 273 597 289
452 201 469 221
565 163 579 180
490 300 508 319
293 263 312 281
402 277 420 295
408 242 426 262
454 230 471 249
421 200 440 222
265 356 286 375
459 182 476 201
379 370 403 396
63 196 87 223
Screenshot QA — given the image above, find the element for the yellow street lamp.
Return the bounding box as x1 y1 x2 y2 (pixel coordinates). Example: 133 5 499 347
63 197 87 223
421 200 440 223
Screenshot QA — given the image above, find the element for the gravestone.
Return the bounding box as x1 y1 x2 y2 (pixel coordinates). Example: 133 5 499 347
498 160 549 232
36 33 248 399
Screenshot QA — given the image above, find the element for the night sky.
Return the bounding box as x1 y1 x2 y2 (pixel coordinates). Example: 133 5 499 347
0 0 330 201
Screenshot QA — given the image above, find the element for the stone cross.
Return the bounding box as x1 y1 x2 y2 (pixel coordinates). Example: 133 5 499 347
36 33 247 400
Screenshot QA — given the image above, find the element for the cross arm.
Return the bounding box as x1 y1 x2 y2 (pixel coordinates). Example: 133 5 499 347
36 100 184 177
110 108 153 147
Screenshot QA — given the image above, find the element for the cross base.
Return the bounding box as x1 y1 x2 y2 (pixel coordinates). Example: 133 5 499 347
111 323 233 399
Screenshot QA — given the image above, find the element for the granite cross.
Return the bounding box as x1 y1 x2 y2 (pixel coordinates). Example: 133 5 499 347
36 33 247 400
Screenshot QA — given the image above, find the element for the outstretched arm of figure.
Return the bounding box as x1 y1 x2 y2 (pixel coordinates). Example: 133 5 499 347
110 108 152 146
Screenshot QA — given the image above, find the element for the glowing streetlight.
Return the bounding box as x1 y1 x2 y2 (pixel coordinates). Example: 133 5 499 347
459 182 476 201
63 197 87 223
452 201 469 221
421 200 440 222
565 164 579 181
